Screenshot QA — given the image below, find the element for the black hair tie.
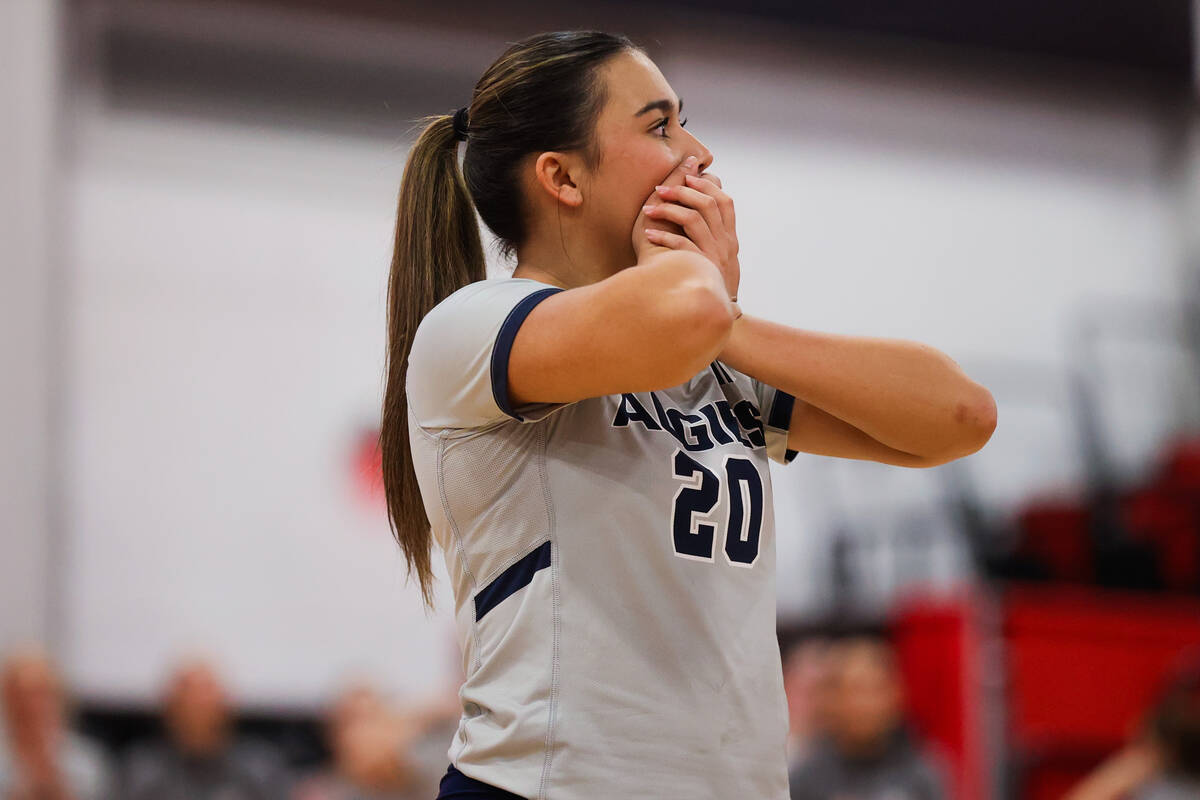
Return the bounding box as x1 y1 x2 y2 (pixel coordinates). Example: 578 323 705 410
452 106 470 141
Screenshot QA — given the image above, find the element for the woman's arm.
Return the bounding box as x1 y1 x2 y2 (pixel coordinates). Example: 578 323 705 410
637 172 994 466
507 250 737 408
1062 740 1163 800
719 314 996 467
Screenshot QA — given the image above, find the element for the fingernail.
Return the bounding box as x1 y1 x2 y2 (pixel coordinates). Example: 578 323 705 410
684 155 698 168
642 204 654 213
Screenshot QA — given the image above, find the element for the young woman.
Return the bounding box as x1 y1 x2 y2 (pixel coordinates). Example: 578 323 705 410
380 30 996 800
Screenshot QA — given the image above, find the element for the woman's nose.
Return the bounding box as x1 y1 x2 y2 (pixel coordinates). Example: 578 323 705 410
687 138 714 173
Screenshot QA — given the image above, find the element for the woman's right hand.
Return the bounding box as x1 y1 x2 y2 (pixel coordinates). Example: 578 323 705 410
631 159 697 266
631 158 739 304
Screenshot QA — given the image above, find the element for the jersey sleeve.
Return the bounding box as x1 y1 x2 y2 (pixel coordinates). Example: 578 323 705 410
753 376 800 465
717 360 799 466
406 279 569 430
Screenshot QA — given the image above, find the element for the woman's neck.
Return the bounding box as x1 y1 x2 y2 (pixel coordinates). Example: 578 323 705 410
513 230 632 290
510 262 572 289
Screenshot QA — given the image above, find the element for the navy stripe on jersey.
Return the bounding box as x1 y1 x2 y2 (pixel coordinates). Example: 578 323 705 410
490 287 564 421
474 540 552 621
709 360 734 384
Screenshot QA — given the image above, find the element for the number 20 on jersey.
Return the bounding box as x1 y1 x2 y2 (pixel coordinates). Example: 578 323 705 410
670 448 764 567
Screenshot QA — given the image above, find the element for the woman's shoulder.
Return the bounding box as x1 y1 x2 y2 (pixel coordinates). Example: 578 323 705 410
412 276 562 354
427 276 559 318
406 275 567 429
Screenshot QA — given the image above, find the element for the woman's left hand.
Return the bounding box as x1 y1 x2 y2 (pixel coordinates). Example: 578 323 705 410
642 164 740 300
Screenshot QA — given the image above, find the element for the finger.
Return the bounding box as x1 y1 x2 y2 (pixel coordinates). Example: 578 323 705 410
685 173 735 231
655 181 724 229
699 171 722 188
644 227 702 253
642 201 719 253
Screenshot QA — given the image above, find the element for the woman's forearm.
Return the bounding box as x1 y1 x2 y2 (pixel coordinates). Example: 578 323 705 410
1062 742 1162 800
718 314 996 460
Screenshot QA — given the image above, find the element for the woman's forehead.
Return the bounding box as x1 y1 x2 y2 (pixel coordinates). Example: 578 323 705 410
601 52 676 119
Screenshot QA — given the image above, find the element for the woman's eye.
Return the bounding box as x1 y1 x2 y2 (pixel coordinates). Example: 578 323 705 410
654 116 689 137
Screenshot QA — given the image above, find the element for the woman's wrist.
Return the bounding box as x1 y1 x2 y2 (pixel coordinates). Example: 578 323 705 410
717 304 747 366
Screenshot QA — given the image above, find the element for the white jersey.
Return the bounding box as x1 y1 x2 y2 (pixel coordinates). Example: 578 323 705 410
406 276 798 800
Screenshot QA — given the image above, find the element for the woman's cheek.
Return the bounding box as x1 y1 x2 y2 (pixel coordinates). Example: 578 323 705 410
626 143 674 183
655 153 681 183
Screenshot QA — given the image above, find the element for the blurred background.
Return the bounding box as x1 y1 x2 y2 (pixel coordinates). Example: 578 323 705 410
3 1 1200 798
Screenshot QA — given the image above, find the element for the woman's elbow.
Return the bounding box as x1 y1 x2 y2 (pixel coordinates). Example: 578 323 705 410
913 388 997 467
964 386 998 447
946 387 998 459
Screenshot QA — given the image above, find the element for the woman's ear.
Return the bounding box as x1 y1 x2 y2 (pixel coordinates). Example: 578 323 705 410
533 151 584 208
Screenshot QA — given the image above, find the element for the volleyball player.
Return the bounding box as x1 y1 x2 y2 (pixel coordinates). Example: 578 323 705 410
379 30 997 800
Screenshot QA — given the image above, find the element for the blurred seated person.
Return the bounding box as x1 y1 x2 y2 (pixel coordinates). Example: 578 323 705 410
789 635 950 800
120 655 291 800
0 644 114 800
782 636 834 767
292 680 458 800
1065 654 1200 800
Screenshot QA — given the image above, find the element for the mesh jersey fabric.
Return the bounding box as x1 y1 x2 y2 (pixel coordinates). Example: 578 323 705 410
405 276 799 800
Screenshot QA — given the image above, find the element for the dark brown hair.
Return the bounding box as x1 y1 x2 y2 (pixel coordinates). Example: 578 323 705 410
380 30 643 610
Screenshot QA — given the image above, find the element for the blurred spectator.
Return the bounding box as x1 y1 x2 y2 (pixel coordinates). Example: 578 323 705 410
789 635 950 800
0 644 114 800
782 637 834 766
1066 653 1200 800
119 656 291 800
291 680 457 800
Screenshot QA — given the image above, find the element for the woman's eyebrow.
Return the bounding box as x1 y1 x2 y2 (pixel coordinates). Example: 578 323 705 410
634 97 683 117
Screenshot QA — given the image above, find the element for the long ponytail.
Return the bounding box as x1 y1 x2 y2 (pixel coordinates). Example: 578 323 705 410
380 113 484 610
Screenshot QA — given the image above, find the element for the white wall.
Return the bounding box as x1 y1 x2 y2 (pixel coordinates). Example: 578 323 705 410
63 111 463 709
57 22 1191 701
0 0 59 655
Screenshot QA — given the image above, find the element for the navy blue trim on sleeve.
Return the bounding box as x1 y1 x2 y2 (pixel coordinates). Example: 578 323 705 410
767 388 796 430
490 287 564 422
474 540 552 622
770 389 798 464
